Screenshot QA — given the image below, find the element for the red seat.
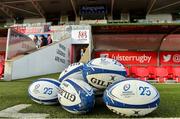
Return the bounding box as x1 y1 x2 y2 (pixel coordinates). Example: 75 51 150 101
172 67 180 83
125 67 130 77
147 66 156 79
0 63 4 79
130 66 138 77
136 67 149 81
162 66 173 79
155 67 168 83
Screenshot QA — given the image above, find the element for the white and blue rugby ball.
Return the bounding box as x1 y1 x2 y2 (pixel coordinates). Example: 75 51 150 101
28 78 60 105
58 78 95 114
103 78 160 117
59 62 84 82
83 57 127 90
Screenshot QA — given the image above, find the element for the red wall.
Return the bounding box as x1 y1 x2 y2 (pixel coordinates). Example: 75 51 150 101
160 52 180 65
95 51 180 66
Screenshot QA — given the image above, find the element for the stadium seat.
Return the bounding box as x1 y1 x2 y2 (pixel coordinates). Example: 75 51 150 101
125 67 130 77
147 66 156 79
129 66 138 77
136 67 149 81
0 63 4 79
155 67 168 83
172 67 180 83
162 66 174 79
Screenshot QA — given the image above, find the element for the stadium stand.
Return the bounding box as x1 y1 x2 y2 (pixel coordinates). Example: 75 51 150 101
147 66 156 80
123 66 180 83
155 67 168 83
129 66 138 78
162 66 174 80
135 67 149 81
172 67 180 83
0 63 4 79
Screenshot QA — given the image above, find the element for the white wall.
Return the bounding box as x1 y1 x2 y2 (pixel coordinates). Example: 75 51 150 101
4 38 71 80
146 14 172 23
23 18 46 24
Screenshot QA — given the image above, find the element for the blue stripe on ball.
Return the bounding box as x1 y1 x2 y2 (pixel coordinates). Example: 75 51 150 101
59 65 83 82
33 79 60 87
83 66 127 76
62 79 94 112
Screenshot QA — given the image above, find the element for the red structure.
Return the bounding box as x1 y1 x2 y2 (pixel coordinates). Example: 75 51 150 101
93 24 180 83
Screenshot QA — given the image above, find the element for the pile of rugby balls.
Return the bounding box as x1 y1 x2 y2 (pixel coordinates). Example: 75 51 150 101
28 57 160 116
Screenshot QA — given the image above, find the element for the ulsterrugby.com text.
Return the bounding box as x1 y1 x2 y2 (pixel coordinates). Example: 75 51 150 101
112 54 152 63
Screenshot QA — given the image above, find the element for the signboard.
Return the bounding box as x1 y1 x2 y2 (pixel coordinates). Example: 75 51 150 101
80 6 106 15
71 30 90 44
0 51 5 63
80 20 107 24
12 25 50 34
95 51 157 65
6 29 37 60
160 51 180 65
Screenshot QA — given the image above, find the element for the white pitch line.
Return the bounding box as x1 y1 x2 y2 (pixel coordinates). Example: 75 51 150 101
0 104 49 119
0 104 31 113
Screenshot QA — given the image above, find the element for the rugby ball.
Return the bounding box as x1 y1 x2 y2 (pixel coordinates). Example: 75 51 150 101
103 78 160 117
83 57 127 90
58 78 95 114
59 62 84 82
28 78 60 105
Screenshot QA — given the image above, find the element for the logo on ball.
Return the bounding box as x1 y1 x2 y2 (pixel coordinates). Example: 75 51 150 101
123 84 130 91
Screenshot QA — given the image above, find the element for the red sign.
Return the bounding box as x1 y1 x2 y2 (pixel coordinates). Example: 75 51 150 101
0 51 5 63
160 52 180 65
95 51 157 65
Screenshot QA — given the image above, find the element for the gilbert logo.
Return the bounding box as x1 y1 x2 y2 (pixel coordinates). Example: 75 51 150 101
163 54 171 62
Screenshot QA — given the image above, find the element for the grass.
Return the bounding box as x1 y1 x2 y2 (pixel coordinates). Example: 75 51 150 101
0 73 180 118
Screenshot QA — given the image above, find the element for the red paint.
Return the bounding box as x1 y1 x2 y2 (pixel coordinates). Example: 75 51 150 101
70 45 74 64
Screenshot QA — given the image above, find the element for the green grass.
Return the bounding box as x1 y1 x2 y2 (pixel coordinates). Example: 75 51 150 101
0 74 180 118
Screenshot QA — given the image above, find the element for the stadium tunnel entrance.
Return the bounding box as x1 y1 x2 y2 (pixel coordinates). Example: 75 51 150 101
71 44 89 63
0 29 8 79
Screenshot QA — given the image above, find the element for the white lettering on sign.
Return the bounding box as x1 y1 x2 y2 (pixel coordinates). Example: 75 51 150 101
0 104 49 118
111 54 152 63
